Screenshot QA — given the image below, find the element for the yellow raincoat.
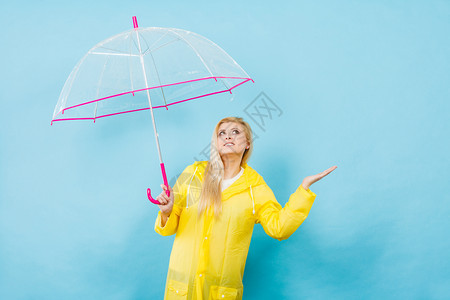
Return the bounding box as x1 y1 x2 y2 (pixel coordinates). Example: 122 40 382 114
155 161 316 300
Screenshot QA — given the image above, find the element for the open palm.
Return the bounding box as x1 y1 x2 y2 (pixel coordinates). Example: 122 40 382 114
302 166 337 190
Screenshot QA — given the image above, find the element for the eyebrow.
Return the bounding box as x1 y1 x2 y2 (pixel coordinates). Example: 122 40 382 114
219 127 240 131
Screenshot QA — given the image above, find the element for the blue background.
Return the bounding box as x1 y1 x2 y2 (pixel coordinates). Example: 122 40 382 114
1 1 449 299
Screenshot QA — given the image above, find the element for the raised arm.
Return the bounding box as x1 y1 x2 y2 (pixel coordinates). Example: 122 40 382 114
256 165 337 240
255 184 316 241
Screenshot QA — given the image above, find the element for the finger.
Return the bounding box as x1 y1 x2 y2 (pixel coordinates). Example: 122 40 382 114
161 184 173 197
157 195 167 205
319 166 337 177
162 193 170 202
161 184 172 194
326 165 337 174
327 165 338 172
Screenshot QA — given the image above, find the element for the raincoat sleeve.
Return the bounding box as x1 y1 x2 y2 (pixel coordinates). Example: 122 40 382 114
154 164 193 236
254 184 316 241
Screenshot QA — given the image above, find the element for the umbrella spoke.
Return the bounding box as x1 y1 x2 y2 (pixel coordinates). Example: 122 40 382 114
94 45 135 55
147 31 170 51
94 55 110 120
148 51 168 108
128 31 135 93
137 31 150 55
144 37 181 56
90 52 140 57
167 28 231 91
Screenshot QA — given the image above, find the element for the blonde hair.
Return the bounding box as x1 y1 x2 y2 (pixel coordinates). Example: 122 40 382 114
198 117 253 217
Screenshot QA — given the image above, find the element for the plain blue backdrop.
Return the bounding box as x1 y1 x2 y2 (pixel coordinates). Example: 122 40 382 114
1 1 449 299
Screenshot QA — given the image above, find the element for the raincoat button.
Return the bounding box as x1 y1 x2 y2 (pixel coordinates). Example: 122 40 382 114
222 295 225 298
199 274 202 277
176 290 179 293
204 237 208 240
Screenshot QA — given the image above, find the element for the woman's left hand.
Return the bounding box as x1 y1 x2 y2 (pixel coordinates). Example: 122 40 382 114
301 166 337 190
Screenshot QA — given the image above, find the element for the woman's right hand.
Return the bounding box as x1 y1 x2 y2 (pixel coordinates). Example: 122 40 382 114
156 184 174 217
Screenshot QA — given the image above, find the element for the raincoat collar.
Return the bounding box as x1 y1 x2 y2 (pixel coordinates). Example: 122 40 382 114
192 161 265 201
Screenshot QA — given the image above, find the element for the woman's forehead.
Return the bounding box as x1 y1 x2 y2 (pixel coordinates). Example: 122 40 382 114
218 122 243 131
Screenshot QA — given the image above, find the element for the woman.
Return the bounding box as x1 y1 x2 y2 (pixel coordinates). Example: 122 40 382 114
155 117 336 300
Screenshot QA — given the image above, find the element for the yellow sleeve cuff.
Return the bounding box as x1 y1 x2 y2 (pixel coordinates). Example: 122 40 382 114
154 208 179 236
285 184 316 213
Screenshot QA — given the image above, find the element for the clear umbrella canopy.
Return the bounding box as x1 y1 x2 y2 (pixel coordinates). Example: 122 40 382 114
52 25 252 123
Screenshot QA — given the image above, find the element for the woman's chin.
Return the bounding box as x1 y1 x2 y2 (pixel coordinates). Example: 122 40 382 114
219 151 244 160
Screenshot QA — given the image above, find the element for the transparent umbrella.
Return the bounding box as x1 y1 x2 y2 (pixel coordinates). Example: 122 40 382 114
52 16 253 203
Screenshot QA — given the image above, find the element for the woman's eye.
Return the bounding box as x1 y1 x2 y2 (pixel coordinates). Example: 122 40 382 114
233 130 239 134
218 131 225 135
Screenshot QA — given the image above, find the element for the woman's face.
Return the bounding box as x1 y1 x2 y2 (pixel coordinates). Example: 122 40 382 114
217 122 249 159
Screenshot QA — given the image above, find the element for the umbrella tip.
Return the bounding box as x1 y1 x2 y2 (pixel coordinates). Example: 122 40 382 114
132 16 138 29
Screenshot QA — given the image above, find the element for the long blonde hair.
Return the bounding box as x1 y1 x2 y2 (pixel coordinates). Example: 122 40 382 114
198 117 253 217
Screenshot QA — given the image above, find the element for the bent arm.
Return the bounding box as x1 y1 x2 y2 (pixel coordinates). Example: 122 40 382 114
256 184 316 241
154 164 195 236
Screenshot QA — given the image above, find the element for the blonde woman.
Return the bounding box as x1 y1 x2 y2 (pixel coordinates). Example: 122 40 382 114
155 117 336 300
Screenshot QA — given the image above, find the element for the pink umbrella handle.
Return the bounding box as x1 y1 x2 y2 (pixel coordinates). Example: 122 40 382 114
147 163 170 204
147 188 160 204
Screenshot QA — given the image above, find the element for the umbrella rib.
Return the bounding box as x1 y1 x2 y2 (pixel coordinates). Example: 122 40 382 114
142 30 175 56
166 29 218 81
148 51 168 107
54 52 90 117
128 31 135 93
137 31 151 55
94 55 110 120
143 38 181 56
94 45 134 55
147 31 169 50
185 30 252 81
90 52 140 57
